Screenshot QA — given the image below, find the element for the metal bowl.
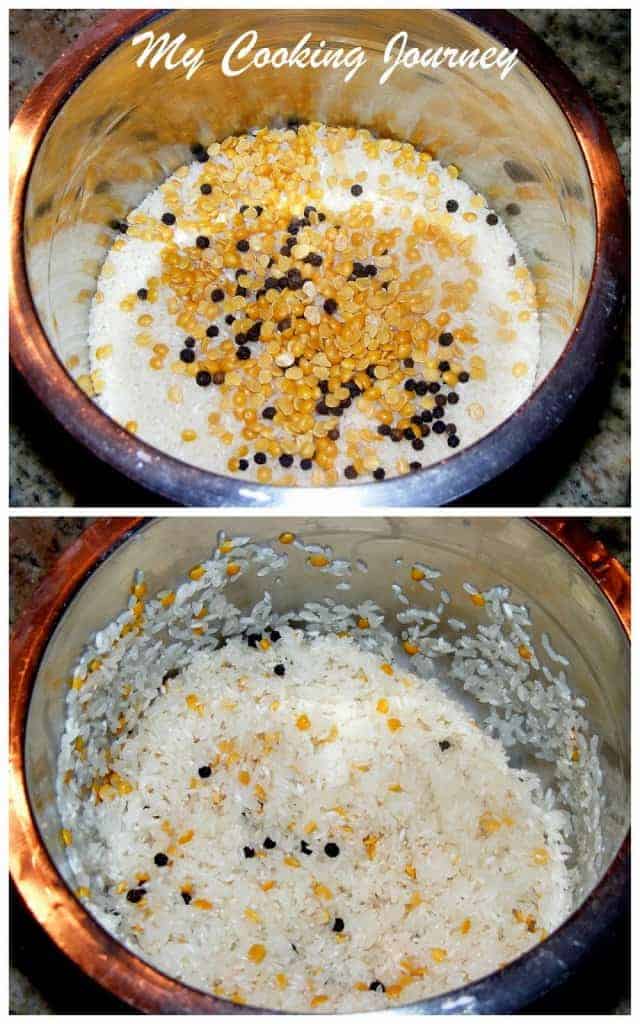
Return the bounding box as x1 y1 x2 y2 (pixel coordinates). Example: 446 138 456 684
10 517 630 1012
10 11 628 507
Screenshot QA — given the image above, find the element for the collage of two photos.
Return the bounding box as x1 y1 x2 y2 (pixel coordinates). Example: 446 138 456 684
9 8 631 1017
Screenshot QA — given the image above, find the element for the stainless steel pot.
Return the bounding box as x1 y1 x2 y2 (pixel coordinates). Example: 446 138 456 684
10 517 630 1012
10 11 628 506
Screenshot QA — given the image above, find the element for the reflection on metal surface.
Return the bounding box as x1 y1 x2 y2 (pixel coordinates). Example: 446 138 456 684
10 516 630 1013
536 517 631 636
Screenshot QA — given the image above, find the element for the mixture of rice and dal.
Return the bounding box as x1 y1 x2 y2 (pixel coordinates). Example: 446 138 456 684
57 530 601 1011
86 123 540 485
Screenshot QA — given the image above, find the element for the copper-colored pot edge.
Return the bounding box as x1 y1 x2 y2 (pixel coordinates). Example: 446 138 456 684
9 10 630 508
532 517 630 638
10 517 630 1013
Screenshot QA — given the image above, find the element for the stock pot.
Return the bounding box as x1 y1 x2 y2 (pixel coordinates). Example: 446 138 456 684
9 10 628 506
10 516 630 1011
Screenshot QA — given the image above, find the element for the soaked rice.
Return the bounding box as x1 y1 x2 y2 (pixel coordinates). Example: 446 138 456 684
57 530 601 1012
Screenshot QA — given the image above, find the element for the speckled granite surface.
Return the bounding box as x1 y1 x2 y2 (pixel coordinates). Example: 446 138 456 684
9 9 630 508
10 516 630 1014
517 10 630 508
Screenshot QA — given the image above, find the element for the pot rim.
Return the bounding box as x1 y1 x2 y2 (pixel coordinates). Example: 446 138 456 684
9 10 629 507
9 516 630 1013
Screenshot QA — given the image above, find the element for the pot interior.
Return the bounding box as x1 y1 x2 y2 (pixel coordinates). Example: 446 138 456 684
26 517 628 946
24 11 595 431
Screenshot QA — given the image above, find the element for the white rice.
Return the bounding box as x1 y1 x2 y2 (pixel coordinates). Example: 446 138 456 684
56 531 602 1012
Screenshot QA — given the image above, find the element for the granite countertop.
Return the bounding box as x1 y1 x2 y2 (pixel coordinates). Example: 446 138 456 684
10 516 630 1014
9 9 630 508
